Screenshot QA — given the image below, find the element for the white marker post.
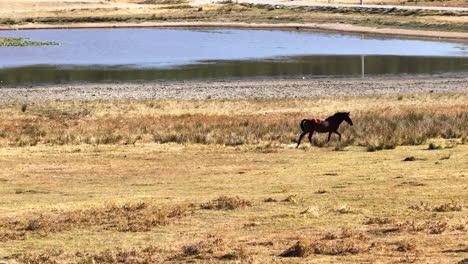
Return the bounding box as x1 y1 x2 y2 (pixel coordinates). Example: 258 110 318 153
361 55 365 78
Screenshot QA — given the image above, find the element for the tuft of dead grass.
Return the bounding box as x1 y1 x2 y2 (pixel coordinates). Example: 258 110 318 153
282 194 300 204
409 201 464 212
0 201 189 241
200 196 252 210
19 245 162 264
281 228 369 257
181 234 225 259
397 220 448 234
396 239 418 252
365 217 394 225
280 237 369 257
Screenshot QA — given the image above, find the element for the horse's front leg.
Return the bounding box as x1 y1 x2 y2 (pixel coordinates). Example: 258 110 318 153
308 131 314 145
327 132 332 142
335 131 342 141
296 132 307 148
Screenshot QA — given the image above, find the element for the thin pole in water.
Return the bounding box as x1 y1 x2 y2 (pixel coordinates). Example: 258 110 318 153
361 55 365 78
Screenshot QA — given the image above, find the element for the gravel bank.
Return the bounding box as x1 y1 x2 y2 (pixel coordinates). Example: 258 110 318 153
1 76 467 102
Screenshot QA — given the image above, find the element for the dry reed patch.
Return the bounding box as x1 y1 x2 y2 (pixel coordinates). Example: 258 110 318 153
200 196 252 210
17 245 162 264
364 217 395 225
0 201 189 241
280 238 369 257
409 201 464 212
282 194 301 204
280 228 370 257
178 234 253 262
395 238 418 252
330 204 360 214
180 234 226 259
396 220 449 234
0 96 466 148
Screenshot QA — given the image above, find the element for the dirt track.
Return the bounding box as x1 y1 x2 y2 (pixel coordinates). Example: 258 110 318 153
1 76 467 102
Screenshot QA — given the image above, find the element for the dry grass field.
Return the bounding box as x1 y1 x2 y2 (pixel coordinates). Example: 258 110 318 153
283 0 468 7
0 93 467 263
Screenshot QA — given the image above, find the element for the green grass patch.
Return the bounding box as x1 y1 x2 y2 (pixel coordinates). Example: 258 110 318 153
0 37 63 47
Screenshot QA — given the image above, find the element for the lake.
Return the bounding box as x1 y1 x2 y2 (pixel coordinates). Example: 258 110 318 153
0 28 467 85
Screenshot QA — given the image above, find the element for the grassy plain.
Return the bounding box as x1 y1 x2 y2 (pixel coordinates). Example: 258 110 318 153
0 93 467 263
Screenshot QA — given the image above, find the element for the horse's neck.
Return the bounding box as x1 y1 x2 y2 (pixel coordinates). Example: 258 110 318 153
328 116 344 126
328 116 344 125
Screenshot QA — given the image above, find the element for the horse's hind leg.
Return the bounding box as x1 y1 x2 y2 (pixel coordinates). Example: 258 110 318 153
335 131 342 141
327 132 332 142
308 131 314 145
296 132 307 148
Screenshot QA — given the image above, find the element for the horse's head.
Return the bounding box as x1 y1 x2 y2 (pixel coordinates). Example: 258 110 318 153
338 112 353 126
344 112 353 126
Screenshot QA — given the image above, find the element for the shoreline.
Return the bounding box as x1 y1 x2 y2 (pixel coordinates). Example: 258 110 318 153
1 75 467 102
2 22 468 40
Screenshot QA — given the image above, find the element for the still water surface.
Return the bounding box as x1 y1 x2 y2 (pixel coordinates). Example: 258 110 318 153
0 28 467 84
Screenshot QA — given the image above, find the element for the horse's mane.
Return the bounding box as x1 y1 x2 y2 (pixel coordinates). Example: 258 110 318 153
325 112 347 121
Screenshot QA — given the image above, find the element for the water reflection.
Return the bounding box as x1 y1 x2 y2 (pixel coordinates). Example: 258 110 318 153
1 55 467 85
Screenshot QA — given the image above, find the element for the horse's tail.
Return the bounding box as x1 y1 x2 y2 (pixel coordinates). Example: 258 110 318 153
300 119 308 131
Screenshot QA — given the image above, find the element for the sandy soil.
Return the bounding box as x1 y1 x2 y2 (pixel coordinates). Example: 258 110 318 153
1 0 467 39
1 76 467 102
1 21 468 40
273 0 468 7
0 0 144 19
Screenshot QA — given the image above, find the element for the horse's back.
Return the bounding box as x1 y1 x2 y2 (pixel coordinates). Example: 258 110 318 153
302 118 329 132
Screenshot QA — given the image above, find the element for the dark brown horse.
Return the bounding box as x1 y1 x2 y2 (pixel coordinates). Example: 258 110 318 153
296 112 353 148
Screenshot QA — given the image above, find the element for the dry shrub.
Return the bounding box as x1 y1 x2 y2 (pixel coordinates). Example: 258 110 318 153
409 201 463 212
279 240 315 257
0 230 27 242
201 196 252 210
322 228 368 241
364 217 394 225
330 205 357 214
0 201 189 241
282 194 300 204
280 237 369 257
399 252 421 264
82 247 159 264
403 156 416 161
397 220 448 234
433 201 463 212
18 248 64 264
452 221 466 231
315 189 327 194
281 228 369 257
314 238 368 255
300 206 319 216
220 246 251 261
182 234 225 258
264 197 277 202
396 239 418 252
409 201 433 211
18 245 161 264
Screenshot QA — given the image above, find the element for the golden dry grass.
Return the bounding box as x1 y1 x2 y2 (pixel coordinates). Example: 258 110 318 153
0 93 466 149
0 93 467 263
287 0 468 7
